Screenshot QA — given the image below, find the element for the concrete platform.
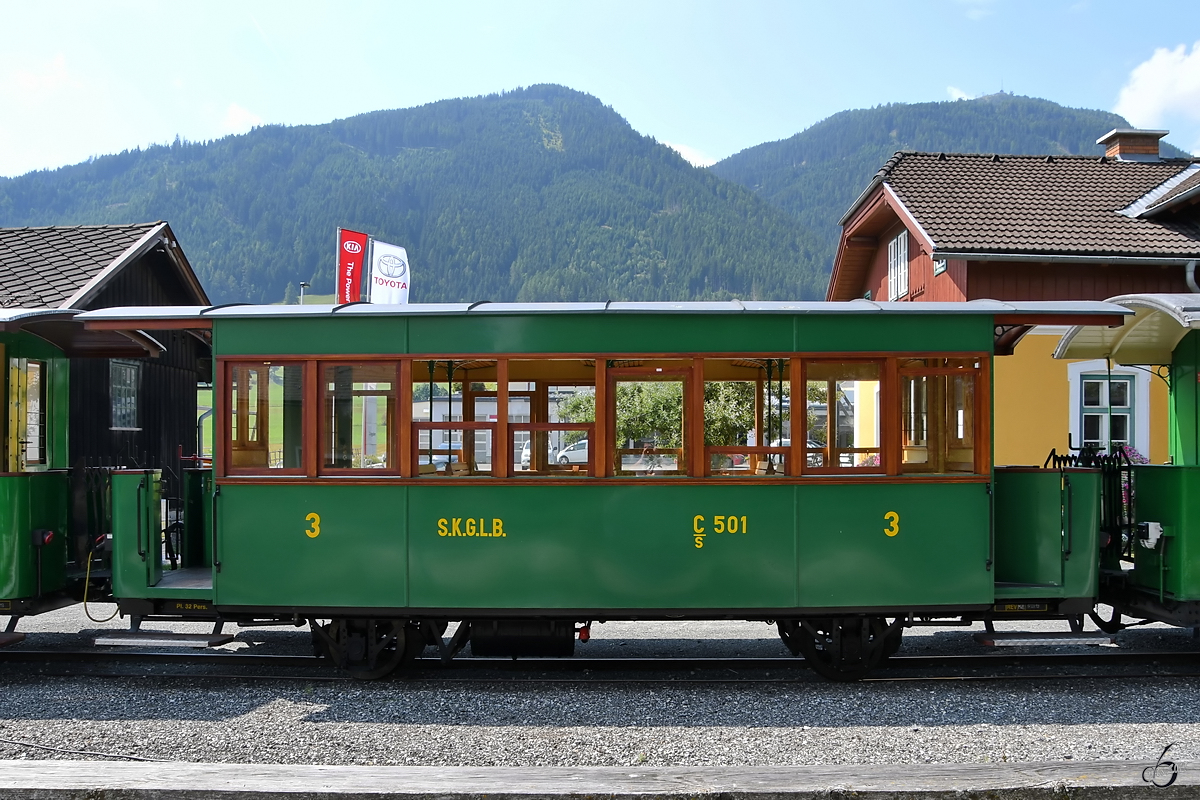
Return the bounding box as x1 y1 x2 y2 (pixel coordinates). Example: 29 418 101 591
0 758 1193 799
93 632 234 648
973 631 1116 647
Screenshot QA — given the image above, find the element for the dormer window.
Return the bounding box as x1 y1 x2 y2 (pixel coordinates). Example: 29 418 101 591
887 230 909 300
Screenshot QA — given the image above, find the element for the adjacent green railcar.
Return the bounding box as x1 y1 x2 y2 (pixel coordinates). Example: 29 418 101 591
1056 295 1200 631
0 326 73 625
78 299 1127 678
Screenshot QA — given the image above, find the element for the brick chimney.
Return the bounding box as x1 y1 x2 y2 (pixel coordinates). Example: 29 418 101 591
1097 128 1169 162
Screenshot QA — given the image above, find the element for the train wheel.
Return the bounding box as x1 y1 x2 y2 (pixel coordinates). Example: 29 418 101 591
311 618 411 679
778 617 890 682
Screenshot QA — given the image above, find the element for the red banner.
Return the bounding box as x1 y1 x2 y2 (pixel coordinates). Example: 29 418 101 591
336 228 369 302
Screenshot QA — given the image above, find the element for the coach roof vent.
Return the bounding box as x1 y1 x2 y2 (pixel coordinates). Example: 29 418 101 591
1097 128 1169 162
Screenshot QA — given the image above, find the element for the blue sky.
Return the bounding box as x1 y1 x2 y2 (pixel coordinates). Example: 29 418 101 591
1 0 1199 177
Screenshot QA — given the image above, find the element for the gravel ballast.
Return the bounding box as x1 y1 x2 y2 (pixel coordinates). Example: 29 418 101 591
2 606 1198 767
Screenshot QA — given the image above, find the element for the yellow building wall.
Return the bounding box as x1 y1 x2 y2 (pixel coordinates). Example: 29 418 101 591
992 332 1169 466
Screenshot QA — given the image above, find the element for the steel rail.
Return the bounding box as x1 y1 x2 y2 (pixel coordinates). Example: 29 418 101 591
2 648 1199 679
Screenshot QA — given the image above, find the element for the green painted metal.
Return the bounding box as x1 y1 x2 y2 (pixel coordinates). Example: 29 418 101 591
0 331 71 470
1130 465 1200 601
214 313 994 357
0 473 70 600
993 468 1099 600
110 471 159 599
1170 331 1200 467
213 481 991 612
112 470 213 601
181 469 213 568
215 484 407 608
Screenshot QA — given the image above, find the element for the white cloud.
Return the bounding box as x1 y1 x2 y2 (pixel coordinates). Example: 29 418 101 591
1115 41 1200 154
953 0 996 21
947 86 974 101
663 141 716 167
222 103 264 135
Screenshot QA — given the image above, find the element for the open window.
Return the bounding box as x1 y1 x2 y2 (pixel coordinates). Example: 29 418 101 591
899 357 982 474
322 362 397 473
507 359 595 477
609 361 691 477
411 360 498 477
226 361 305 474
703 358 790 477
804 360 882 473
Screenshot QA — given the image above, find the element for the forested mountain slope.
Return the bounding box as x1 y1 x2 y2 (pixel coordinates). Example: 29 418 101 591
710 93 1193 286
0 85 826 303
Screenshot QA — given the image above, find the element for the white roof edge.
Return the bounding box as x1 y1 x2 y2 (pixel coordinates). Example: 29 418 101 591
931 251 1200 265
1107 293 1200 327
1118 164 1200 218
0 307 81 324
74 300 1131 320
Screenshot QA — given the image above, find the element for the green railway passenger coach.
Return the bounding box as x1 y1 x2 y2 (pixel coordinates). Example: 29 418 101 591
79 300 1128 678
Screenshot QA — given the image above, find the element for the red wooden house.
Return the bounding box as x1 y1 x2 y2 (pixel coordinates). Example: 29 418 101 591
828 129 1200 465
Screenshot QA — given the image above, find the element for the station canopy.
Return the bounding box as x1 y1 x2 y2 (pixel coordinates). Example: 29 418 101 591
0 307 163 357
1056 293 1200 365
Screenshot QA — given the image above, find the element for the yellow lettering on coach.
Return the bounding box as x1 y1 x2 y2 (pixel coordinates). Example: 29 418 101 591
438 516 507 538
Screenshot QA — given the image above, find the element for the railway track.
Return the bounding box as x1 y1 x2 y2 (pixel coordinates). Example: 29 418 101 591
3 648 1200 683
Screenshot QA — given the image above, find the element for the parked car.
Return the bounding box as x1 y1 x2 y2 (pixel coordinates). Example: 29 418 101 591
557 438 588 465
520 440 558 469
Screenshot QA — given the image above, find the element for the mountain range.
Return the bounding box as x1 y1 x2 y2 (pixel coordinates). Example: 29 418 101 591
0 86 1189 304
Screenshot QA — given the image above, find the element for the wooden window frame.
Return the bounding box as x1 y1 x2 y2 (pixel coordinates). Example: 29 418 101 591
220 358 311 478
607 365 694 478
508 422 595 477
897 355 990 476
318 360 401 476
801 358 887 476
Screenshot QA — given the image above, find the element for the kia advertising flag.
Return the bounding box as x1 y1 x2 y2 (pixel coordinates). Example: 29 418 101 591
336 228 369 302
368 239 410 304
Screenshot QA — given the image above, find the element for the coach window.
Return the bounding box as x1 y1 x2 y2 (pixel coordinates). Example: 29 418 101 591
322 362 397 472
412 360 498 477
7 357 48 471
803 361 882 473
610 360 690 477
507 359 595 477
704 358 790 477
899 357 981 474
227 362 305 474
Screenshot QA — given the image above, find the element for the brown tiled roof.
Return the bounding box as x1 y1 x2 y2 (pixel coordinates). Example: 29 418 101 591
1145 168 1200 214
880 153 1200 258
0 223 162 308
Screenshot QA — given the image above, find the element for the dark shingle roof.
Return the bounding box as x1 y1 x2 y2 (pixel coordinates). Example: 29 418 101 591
0 223 162 308
880 153 1200 258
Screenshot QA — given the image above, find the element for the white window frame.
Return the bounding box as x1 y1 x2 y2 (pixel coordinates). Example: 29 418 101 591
110 359 142 431
887 230 909 300
1067 360 1149 456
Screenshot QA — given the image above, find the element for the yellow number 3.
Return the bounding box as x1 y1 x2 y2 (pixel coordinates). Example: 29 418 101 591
884 511 899 537
305 512 321 539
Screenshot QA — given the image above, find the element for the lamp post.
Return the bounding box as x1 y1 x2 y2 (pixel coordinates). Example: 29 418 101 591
299 282 309 305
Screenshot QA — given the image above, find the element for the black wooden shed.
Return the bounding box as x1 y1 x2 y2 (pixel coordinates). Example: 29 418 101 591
0 222 211 486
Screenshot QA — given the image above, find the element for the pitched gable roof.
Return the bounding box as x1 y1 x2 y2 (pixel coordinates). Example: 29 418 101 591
859 152 1200 259
0 222 208 309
